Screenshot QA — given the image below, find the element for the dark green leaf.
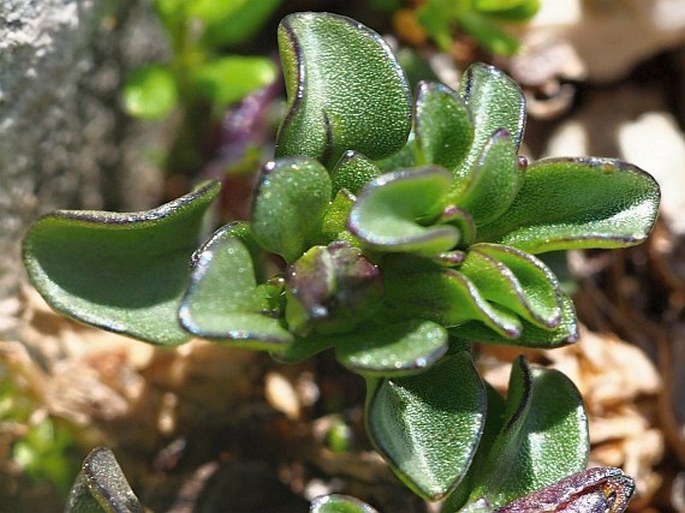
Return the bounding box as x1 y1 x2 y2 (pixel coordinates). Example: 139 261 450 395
453 289 578 348
459 243 562 329
332 151 382 196
415 81 473 171
349 167 460 255
467 357 589 508
251 158 332 263
476 158 661 253
336 320 449 376
123 64 178 120
276 12 412 166
310 494 379 513
452 129 522 226
455 63 525 194
384 255 522 338
366 351 486 500
65 448 143 513
179 226 293 349
23 182 220 345
192 56 277 107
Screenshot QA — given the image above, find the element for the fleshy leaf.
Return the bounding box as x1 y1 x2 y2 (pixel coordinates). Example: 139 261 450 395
276 12 412 166
23 182 220 345
252 157 332 263
455 63 525 193
65 448 143 513
497 467 634 513
195 0 283 47
192 56 277 107
467 357 589 508
332 151 382 196
453 289 578 348
477 158 661 253
336 320 449 376
459 243 562 329
179 225 293 349
452 129 522 226
310 494 379 513
322 190 356 241
366 351 486 500
383 255 522 338
415 81 473 171
349 167 460 255
123 64 178 120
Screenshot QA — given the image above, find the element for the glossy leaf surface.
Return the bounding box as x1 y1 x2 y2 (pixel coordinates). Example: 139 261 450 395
415 81 473 171
23 182 220 345
64 448 143 513
252 158 332 263
332 151 382 196
467 357 589 508
477 158 661 253
349 167 460 254
179 225 293 349
310 494 379 513
459 243 562 329
276 12 412 166
366 351 486 500
336 320 448 376
455 63 525 192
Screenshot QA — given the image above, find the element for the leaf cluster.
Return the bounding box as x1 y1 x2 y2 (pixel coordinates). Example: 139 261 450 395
24 11 659 509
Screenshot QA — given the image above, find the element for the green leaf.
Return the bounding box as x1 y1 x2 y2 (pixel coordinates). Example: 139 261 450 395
322 190 356 241
366 351 486 500
336 320 449 376
457 12 521 56
458 243 562 329
65 448 143 513
310 494 379 513
383 255 522 338
473 0 528 11
455 63 525 194
23 182 220 345
251 158 332 263
331 151 382 196
415 81 473 171
485 0 540 21
416 1 453 51
476 158 661 253
349 167 460 255
276 12 412 167
452 129 522 226
467 356 589 508
453 289 578 348
179 226 293 349
195 0 283 47
123 64 179 120
192 56 277 107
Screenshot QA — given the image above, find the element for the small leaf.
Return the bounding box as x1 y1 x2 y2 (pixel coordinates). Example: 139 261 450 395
474 0 528 11
467 357 589 508
196 0 283 47
310 494 379 513
252 158 332 263
453 129 522 226
65 448 143 513
349 167 460 255
459 243 562 329
366 351 486 500
179 226 293 349
336 320 448 376
192 56 277 107
23 182 220 345
123 64 178 120
415 81 473 171
457 12 521 56
322 190 356 241
276 12 412 166
476 158 661 253
455 63 525 193
453 289 578 348
383 255 522 338
497 467 634 513
483 0 540 21
332 151 382 196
